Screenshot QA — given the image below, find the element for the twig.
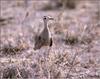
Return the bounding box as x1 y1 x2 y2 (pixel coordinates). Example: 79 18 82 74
66 47 78 78
16 68 23 79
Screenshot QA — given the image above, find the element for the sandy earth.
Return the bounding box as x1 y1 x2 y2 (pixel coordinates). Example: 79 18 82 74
0 0 100 79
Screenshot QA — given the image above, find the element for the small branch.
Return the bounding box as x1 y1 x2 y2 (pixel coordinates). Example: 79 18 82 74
66 48 78 78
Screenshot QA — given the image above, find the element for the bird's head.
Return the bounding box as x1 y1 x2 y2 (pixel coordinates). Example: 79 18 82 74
43 16 54 22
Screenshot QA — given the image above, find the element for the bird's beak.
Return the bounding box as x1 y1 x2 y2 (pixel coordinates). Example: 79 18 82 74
49 17 54 20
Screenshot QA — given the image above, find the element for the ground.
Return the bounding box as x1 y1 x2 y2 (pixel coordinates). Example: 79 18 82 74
0 0 100 79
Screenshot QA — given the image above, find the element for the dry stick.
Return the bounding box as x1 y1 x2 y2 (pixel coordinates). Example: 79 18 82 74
57 0 67 26
1 71 3 79
16 68 23 79
66 22 88 78
46 47 52 79
47 69 50 79
66 48 78 78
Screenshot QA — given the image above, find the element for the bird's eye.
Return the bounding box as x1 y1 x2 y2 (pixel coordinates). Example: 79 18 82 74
44 17 46 19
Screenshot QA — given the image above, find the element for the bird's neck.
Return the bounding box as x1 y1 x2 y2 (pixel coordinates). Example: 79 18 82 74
44 20 48 30
43 20 51 38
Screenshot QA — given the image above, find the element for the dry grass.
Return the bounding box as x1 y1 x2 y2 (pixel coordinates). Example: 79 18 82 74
0 0 100 79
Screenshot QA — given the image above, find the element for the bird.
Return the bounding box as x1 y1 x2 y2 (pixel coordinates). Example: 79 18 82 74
34 16 53 50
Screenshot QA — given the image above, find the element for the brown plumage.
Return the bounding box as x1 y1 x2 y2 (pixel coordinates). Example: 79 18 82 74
34 16 53 50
